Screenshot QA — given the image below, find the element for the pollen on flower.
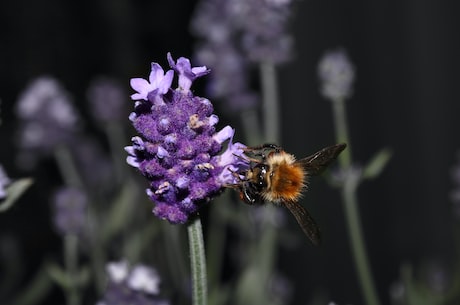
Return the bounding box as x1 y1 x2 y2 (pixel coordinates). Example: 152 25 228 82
125 53 248 224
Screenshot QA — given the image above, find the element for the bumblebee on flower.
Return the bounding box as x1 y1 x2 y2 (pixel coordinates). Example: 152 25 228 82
125 53 248 224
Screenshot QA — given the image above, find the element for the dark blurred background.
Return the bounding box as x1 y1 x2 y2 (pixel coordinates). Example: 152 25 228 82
1 1 460 305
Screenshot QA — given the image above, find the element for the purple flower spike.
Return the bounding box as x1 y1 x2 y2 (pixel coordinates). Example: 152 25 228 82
52 187 87 236
126 54 247 224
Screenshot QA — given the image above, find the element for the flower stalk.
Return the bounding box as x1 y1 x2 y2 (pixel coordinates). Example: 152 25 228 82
64 234 80 305
320 51 380 305
332 98 380 305
188 217 208 305
260 61 280 144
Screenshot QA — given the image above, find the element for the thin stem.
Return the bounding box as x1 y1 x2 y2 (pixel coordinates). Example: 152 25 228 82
260 61 280 144
54 147 83 305
259 60 280 290
240 109 263 145
331 99 352 167
64 234 80 305
54 145 84 188
343 178 380 305
188 217 208 305
331 98 380 305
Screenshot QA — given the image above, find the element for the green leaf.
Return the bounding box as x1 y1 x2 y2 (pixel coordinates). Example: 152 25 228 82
9 262 54 305
47 263 70 288
362 148 392 180
0 178 33 212
101 179 139 242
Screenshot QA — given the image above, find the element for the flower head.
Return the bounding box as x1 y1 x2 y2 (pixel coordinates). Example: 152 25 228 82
15 76 80 166
232 0 294 63
126 53 247 224
87 77 128 123
98 261 169 305
52 187 87 236
318 48 355 101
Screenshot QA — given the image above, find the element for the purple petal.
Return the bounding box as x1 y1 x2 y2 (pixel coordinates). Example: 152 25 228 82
130 78 150 100
157 146 169 158
126 156 140 168
213 126 234 144
158 70 174 94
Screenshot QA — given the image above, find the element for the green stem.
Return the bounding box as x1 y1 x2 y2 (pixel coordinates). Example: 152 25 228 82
331 99 352 167
54 145 84 188
343 178 380 305
260 61 280 144
64 234 80 305
188 217 208 305
240 109 263 145
331 98 380 305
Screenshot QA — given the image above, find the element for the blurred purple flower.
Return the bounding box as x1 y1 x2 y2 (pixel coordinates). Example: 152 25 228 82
125 53 248 224
70 136 114 192
15 76 80 166
97 260 169 305
52 187 87 236
0 165 11 200
318 49 356 101
87 77 128 123
192 0 296 112
192 0 294 64
194 42 258 111
232 0 294 63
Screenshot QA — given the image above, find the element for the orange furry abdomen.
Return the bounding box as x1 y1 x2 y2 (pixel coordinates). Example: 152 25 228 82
264 163 305 203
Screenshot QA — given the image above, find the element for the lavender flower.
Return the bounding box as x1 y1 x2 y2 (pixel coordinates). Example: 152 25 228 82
87 77 127 123
70 136 115 191
191 0 296 112
194 42 258 111
15 76 80 165
231 0 294 63
194 0 294 64
52 187 87 236
125 53 247 224
318 49 356 101
0 165 11 200
97 261 169 305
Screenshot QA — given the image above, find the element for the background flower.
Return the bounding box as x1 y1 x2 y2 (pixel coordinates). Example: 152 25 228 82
97 261 169 305
15 76 81 168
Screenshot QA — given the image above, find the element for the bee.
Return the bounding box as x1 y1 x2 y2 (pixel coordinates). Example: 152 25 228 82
228 143 346 245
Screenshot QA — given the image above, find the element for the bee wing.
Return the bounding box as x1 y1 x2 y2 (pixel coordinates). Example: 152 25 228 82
284 200 321 245
296 143 346 176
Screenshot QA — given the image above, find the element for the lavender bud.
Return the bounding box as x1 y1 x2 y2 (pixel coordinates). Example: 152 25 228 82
52 187 87 236
318 48 355 101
